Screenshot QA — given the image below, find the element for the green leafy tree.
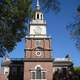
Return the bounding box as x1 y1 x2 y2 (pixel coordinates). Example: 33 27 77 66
72 67 80 80
0 0 32 57
0 0 60 57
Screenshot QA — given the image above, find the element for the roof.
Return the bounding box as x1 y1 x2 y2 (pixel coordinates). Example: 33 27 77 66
53 58 72 67
54 58 72 62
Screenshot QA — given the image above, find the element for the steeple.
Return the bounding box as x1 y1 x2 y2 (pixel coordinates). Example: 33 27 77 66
29 0 47 36
31 0 44 21
36 0 40 10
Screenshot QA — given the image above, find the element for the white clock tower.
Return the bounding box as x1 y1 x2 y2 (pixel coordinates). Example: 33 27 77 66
29 0 47 37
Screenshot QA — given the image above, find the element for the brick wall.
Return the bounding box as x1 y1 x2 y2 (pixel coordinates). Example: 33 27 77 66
24 61 53 80
0 72 5 80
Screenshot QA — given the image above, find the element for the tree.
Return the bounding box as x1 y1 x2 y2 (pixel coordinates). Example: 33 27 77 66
53 67 80 80
53 63 73 80
72 67 80 80
53 68 73 80
67 5 80 51
0 0 60 57
0 0 32 57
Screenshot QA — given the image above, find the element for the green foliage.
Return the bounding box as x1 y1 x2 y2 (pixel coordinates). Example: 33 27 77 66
74 67 80 73
0 0 32 56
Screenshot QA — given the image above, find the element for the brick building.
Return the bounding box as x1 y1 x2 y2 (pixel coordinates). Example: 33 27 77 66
0 68 5 80
1 0 72 80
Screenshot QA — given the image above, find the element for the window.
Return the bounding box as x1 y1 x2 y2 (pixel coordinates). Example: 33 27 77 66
42 72 46 79
41 14 42 20
35 40 41 47
36 67 41 79
31 67 46 79
12 67 17 74
32 72 35 79
37 14 39 19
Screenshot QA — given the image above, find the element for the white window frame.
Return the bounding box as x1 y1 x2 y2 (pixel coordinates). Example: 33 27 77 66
31 65 47 80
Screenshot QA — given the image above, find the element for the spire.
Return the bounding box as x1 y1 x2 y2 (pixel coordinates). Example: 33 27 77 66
36 0 40 10
37 0 39 7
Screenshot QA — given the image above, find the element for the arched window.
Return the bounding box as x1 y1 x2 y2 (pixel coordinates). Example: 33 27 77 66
36 67 41 79
41 14 42 20
31 66 46 79
37 14 39 19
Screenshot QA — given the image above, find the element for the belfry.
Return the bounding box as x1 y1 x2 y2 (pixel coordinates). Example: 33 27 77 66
1 0 72 80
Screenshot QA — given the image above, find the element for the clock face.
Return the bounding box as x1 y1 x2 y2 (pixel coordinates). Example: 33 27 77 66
34 26 42 34
35 51 41 56
30 25 46 35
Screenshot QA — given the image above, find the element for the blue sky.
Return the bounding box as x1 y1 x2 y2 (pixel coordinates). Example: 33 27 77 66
0 0 80 66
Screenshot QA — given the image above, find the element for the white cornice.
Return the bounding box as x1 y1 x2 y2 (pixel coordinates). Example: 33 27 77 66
25 35 52 39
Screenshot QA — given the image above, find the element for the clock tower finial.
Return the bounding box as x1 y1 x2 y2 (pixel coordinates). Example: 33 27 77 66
36 0 40 10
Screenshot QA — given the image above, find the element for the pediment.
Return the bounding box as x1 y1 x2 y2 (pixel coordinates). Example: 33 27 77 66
34 47 44 51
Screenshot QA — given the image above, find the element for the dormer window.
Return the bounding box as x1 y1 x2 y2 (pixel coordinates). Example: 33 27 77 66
37 13 39 19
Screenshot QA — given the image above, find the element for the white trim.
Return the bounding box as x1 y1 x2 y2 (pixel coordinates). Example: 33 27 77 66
25 35 51 38
35 65 43 69
30 65 47 80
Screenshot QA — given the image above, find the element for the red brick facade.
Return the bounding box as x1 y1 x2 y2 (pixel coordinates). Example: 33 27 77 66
24 37 53 80
24 61 53 80
0 72 5 80
25 38 52 59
